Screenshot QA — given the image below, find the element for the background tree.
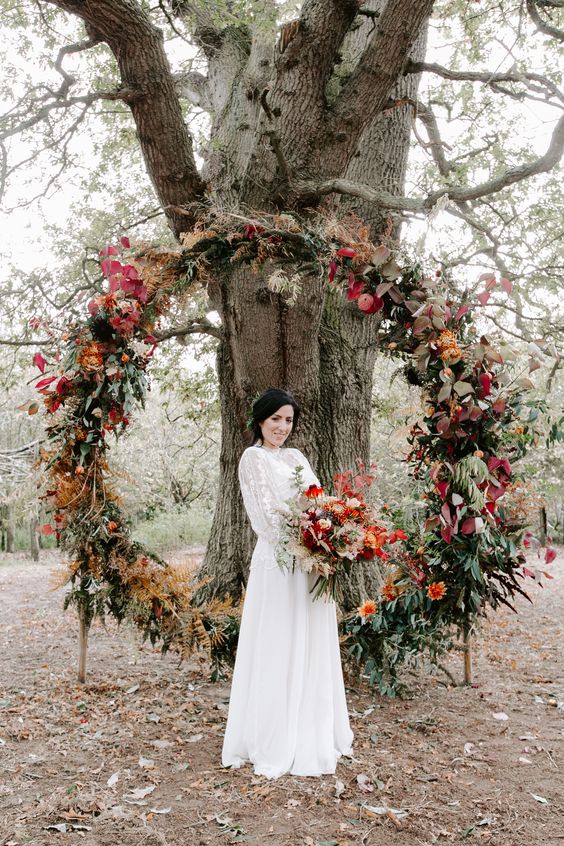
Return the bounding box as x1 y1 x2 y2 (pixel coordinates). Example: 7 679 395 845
0 0 562 604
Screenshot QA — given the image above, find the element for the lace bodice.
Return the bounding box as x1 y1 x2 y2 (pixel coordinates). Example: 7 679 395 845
238 445 319 545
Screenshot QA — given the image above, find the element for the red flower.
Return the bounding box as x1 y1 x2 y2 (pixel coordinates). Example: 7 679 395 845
301 525 320 550
304 484 324 498
389 529 408 543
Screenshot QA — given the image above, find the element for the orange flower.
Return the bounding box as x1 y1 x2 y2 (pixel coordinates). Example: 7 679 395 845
97 292 118 312
78 342 104 372
382 582 398 602
358 600 377 619
363 528 386 550
121 353 130 363
74 466 85 476
436 329 462 364
107 521 118 532
427 581 447 600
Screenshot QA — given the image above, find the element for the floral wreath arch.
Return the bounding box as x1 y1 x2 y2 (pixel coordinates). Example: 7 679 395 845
31 210 556 682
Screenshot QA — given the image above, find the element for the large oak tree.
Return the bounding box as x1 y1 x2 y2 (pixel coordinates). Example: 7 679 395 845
1 0 562 605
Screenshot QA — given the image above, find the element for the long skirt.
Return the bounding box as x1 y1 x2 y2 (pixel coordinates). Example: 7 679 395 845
221 537 354 778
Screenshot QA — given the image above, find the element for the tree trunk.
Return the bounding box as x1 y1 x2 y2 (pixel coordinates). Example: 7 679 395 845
5 504 15 554
195 264 328 599
30 506 40 562
197 12 429 611
539 506 548 546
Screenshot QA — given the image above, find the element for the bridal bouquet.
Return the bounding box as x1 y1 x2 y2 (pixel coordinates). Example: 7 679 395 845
276 466 406 602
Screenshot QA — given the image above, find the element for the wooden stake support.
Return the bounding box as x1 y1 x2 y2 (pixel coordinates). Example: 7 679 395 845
463 627 472 685
78 602 88 684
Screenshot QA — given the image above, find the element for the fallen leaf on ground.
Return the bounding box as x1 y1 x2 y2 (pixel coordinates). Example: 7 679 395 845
362 803 409 820
152 739 174 749
335 779 345 797
356 773 374 793
126 785 156 800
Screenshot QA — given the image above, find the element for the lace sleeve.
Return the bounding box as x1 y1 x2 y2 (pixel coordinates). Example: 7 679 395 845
238 448 285 543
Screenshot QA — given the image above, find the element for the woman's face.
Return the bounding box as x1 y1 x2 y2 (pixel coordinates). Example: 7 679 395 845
259 404 294 449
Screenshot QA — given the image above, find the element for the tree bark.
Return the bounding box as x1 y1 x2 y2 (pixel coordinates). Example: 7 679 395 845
195 263 328 598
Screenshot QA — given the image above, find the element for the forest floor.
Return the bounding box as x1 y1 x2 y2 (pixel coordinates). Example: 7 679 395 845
0 549 562 846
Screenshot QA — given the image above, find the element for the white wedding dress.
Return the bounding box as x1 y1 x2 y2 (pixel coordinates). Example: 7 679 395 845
221 444 353 778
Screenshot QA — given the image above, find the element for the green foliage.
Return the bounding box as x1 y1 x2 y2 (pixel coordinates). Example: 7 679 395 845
341 603 454 698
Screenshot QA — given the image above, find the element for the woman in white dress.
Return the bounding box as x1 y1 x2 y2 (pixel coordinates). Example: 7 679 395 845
222 388 353 778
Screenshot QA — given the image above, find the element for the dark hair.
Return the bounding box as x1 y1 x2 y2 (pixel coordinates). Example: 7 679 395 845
248 388 301 445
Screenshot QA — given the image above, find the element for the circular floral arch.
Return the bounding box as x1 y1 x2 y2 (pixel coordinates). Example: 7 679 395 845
32 210 555 680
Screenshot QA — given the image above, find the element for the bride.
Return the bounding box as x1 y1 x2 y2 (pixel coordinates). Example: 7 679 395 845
221 388 353 778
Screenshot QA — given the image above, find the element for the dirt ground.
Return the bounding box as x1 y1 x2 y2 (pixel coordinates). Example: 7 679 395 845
0 550 562 846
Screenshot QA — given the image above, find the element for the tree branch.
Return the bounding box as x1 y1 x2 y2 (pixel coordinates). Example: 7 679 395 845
156 318 223 342
1 89 137 142
431 112 564 204
294 177 424 211
167 0 226 55
324 0 435 168
297 111 564 211
292 0 361 69
274 0 361 118
44 0 206 238
175 70 211 110
0 337 52 347
405 60 564 104
526 0 564 41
